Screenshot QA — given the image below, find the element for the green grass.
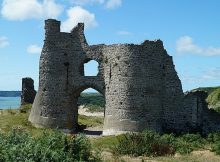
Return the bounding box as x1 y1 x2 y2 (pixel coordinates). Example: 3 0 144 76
91 136 119 151
2 110 220 161
0 109 103 137
19 103 32 113
0 109 53 137
78 115 103 127
2 105 220 161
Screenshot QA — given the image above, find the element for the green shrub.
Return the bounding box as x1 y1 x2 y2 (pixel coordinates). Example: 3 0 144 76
175 133 206 154
208 132 220 155
0 128 101 162
20 104 32 113
113 131 210 157
207 132 220 143
211 141 220 155
113 131 175 157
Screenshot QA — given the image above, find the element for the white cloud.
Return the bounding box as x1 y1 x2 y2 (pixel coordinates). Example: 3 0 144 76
61 6 98 32
68 0 122 9
1 0 63 21
69 0 104 5
202 67 220 80
117 31 132 36
176 36 220 56
105 0 122 9
27 44 42 54
0 36 9 48
181 67 220 84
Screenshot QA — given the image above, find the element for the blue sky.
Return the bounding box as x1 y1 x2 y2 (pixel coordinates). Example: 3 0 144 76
0 0 220 92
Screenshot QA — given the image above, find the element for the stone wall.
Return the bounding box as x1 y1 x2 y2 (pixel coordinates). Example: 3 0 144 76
183 90 220 134
21 77 36 105
29 19 220 135
29 20 105 130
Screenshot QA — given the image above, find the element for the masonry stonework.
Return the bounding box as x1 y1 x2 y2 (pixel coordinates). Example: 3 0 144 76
21 77 36 105
29 19 220 135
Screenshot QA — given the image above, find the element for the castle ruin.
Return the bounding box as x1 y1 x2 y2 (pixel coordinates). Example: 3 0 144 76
29 19 220 135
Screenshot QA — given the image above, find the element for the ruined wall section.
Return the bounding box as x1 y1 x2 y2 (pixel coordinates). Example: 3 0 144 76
29 19 105 129
183 91 205 132
29 19 76 128
21 77 36 105
102 41 169 135
162 55 186 132
184 90 220 134
202 109 220 134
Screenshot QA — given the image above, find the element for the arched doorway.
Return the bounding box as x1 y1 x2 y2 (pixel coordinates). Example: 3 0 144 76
76 88 105 135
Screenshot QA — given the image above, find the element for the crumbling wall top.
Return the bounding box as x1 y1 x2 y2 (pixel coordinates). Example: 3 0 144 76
184 90 208 101
45 19 61 35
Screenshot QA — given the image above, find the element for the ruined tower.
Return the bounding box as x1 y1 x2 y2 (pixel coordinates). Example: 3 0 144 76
29 19 220 135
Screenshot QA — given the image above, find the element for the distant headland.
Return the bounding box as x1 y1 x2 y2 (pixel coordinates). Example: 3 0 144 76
0 91 21 97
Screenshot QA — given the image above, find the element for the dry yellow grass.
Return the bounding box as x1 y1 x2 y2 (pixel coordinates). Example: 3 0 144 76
102 150 220 162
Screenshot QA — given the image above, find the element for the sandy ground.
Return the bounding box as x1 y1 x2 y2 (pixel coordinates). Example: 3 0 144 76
77 105 104 137
78 105 104 117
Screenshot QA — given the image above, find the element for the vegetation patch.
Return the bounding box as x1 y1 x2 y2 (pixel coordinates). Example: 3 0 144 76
113 131 175 157
195 86 220 95
19 104 32 113
113 131 210 157
0 129 101 162
0 109 103 137
78 115 103 128
78 93 105 112
207 88 220 112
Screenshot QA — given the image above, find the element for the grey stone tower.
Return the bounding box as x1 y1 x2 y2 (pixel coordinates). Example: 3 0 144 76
29 19 220 135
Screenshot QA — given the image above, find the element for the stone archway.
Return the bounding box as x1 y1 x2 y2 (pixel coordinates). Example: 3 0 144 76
75 87 105 134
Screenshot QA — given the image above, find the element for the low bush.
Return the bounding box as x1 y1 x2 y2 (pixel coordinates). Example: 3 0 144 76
113 131 209 157
208 132 220 155
0 128 101 162
211 141 220 155
207 132 220 143
113 131 175 157
19 104 32 113
175 133 206 154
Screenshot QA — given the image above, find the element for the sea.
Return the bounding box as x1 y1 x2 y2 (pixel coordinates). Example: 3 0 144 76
0 97 20 109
